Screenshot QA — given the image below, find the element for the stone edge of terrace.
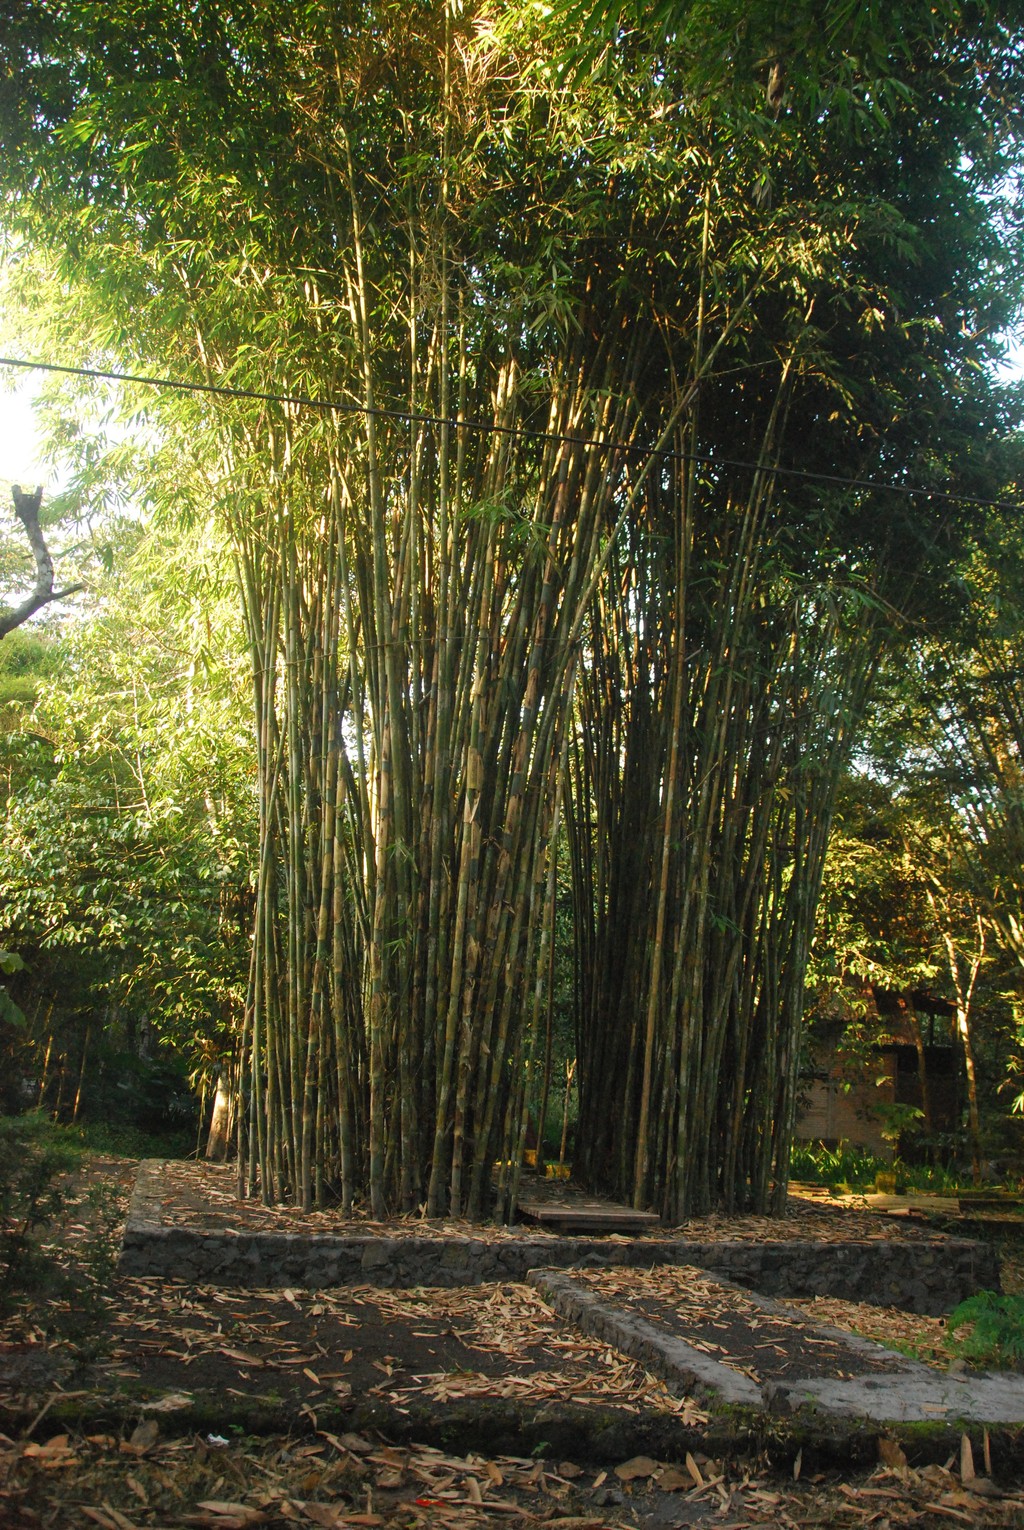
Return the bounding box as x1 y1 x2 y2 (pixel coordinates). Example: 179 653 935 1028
119 1160 999 1314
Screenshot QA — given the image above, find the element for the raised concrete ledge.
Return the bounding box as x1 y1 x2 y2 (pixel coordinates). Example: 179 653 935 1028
119 1160 1000 1314
531 1267 1024 1426
666 1235 1000 1315
766 1371 1024 1424
528 1268 763 1408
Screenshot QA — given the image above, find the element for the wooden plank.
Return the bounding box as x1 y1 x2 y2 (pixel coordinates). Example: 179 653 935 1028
517 1199 661 1234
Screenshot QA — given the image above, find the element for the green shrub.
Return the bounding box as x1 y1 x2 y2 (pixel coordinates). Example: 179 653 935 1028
790 1140 974 1195
948 1290 1024 1370
0 1112 79 1306
896 1159 961 1194
65 1119 194 1159
790 1140 886 1189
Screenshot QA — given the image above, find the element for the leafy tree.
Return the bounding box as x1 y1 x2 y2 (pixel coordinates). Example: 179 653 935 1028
812 473 1024 1178
811 770 1018 1177
0 510 256 1138
0 477 78 1034
0 486 83 639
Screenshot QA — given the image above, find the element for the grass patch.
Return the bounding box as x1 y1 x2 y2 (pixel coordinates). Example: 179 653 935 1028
948 1291 1024 1370
790 1140 884 1191
790 1140 974 1196
60 1119 194 1159
0 1112 133 1341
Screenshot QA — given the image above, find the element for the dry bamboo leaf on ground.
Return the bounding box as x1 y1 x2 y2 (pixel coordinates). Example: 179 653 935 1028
789 1295 953 1367
877 1438 908 1470
149 1162 961 1247
80 1509 140 1530
614 1457 659 1482
653 1466 692 1492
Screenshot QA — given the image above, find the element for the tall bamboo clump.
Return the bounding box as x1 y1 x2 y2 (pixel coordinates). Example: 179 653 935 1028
211 4 685 1213
570 455 882 1217
566 186 895 1216
74 1 990 1219
215 15 901 1217
227 361 660 1215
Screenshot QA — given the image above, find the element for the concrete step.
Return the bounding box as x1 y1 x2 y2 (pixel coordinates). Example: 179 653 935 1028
530 1265 1024 1425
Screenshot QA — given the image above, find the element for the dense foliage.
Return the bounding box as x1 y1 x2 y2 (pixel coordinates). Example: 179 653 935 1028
0 514 254 1135
1 0 1023 1214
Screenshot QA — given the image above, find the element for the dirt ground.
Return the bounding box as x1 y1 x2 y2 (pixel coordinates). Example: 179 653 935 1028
3 1156 1024 1529
138 1161 972 1247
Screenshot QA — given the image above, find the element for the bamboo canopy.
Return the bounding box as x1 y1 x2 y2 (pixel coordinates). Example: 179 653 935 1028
214 18 910 1218
2 0 1014 1219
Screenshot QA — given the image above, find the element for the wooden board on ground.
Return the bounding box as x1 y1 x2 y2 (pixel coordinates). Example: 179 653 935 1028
516 1195 662 1235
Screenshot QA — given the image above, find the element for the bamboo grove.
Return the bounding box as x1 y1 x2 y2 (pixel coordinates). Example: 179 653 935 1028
2 0 1022 1216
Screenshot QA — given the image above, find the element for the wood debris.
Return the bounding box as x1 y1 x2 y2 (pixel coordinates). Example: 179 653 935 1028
4 1423 1024 1528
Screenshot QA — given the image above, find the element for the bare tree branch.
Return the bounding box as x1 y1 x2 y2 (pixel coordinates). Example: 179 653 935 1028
0 484 84 639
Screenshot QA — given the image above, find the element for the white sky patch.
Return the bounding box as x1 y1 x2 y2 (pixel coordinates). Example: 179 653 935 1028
998 332 1024 382
0 373 52 490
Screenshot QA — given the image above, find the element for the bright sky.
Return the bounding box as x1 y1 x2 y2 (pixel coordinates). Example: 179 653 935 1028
0 373 57 491
1003 334 1024 381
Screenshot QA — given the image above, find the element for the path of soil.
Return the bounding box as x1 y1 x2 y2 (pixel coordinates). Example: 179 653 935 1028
566 1266 907 1385
91 1276 702 1424
5 1155 1024 1529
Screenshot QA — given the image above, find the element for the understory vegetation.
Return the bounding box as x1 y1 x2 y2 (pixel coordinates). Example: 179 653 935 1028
788 1141 970 1195
948 1290 1024 1370
0 1113 126 1317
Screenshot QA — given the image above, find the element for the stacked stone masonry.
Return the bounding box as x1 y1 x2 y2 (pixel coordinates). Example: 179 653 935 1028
121 1163 998 1315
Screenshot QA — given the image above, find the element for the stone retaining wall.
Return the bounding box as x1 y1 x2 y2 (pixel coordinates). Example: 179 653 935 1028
120 1167 999 1315
665 1237 999 1315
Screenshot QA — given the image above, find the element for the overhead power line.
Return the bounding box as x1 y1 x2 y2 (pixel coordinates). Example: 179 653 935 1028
0 353 1018 512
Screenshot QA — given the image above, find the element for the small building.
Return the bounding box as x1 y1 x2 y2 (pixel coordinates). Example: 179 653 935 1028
796 987 960 1158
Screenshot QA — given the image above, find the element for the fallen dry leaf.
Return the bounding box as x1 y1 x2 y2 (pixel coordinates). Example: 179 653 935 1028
22 1438 80 1468
965 1478 1002 1498
23 1434 72 1456
540 1520 609 1529
126 1420 160 1456
685 1452 705 1489
655 1466 692 1492
81 1510 134 1530
298 1505 347 1528
464 1477 484 1505
922 1504 974 1524
338 1434 374 1454
183 1519 265 1529
141 1391 194 1413
615 1455 660 1482
877 1437 908 1470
